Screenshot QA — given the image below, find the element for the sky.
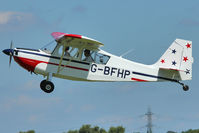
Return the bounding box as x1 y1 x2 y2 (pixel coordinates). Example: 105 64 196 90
0 0 199 133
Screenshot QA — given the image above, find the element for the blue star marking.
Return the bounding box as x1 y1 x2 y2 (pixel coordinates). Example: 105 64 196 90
172 61 177 66
185 69 190 74
172 49 176 54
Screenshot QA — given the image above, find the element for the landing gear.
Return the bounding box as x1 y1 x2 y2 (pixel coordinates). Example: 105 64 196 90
176 81 189 91
183 84 189 91
40 73 55 93
40 80 54 93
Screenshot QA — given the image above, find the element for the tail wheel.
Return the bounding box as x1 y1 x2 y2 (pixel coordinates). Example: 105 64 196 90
40 80 54 93
183 85 189 91
176 81 190 91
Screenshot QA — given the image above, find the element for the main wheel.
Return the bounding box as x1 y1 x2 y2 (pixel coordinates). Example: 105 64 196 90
183 85 189 91
40 80 54 93
40 80 46 89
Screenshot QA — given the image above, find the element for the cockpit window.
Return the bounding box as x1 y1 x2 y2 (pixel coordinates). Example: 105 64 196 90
51 42 110 64
81 49 110 64
68 47 79 58
82 49 95 62
53 44 80 59
94 52 110 64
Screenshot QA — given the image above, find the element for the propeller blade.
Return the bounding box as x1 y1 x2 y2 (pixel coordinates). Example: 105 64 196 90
9 54 12 67
10 41 13 49
9 41 13 67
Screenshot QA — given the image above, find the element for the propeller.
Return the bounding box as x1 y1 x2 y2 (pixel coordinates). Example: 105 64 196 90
9 41 13 67
2 41 14 67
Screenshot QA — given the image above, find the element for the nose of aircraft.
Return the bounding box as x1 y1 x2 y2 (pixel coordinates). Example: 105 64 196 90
2 49 13 56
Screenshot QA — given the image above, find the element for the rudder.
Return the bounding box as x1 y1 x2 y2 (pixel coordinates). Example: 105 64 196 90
155 39 193 81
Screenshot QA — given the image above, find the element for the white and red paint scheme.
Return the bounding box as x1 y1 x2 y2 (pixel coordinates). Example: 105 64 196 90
3 32 193 93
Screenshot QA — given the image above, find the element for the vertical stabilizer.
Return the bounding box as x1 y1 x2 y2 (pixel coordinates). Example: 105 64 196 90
155 39 193 80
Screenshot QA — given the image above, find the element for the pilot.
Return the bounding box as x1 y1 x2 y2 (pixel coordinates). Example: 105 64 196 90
83 49 94 62
64 46 70 56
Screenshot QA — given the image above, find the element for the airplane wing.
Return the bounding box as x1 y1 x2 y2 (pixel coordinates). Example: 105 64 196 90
51 32 104 50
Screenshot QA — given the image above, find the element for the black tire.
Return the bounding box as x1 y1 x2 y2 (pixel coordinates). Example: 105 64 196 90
183 85 189 91
40 80 46 89
40 80 54 93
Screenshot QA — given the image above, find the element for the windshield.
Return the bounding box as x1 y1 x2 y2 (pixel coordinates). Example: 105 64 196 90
40 40 57 54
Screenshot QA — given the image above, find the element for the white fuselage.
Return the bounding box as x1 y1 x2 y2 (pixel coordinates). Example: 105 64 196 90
13 48 172 82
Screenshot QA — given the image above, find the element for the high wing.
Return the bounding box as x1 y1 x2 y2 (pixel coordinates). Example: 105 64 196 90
51 32 104 50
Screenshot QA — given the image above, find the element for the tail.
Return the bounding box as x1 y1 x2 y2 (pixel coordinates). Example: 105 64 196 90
155 39 193 81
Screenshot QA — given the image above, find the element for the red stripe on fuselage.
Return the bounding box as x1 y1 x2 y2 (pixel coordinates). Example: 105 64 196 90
131 77 148 82
14 56 89 72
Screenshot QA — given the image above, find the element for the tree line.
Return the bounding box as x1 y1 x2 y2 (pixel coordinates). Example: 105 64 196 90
19 126 199 133
19 125 125 133
167 129 199 133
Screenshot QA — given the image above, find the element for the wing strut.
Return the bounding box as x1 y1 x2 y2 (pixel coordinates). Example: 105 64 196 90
57 45 66 74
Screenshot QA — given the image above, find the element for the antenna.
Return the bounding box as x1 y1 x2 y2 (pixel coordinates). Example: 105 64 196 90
119 49 134 57
145 107 153 133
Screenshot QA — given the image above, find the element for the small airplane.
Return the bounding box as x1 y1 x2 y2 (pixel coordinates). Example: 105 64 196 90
3 32 193 93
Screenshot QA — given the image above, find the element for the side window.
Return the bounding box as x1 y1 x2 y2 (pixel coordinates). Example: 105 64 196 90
57 46 79 58
52 45 81 59
58 45 64 55
82 49 95 62
69 47 79 58
94 52 110 64
51 44 62 56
